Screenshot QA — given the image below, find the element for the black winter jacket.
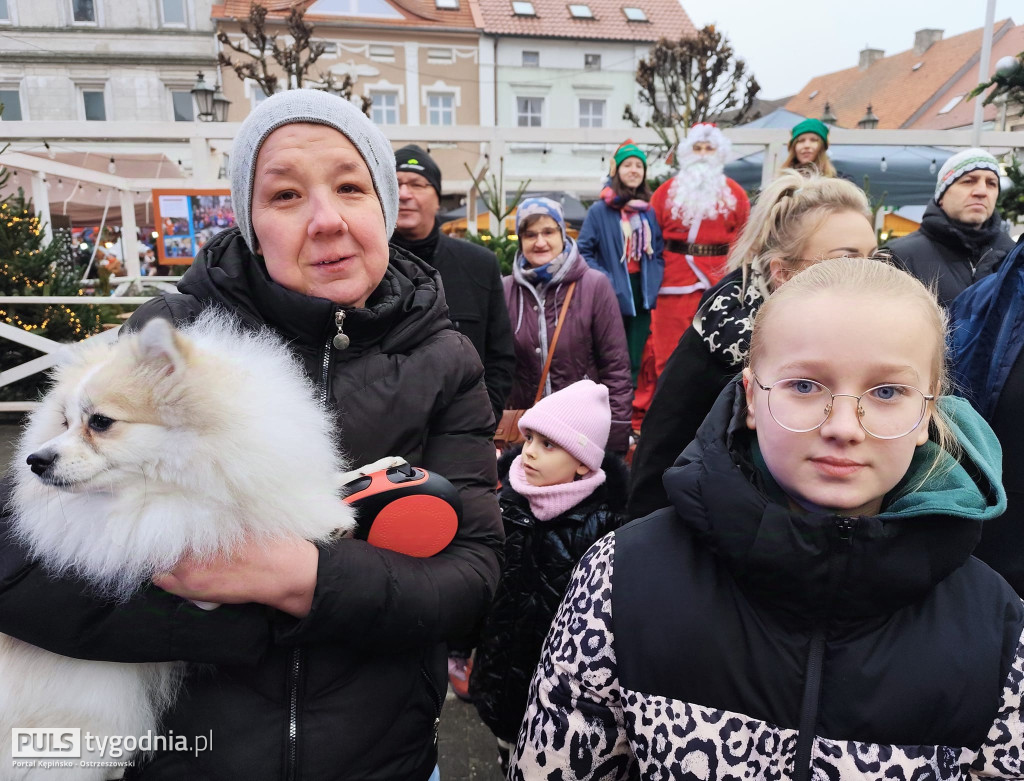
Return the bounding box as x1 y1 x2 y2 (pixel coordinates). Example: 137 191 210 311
885 201 1015 307
629 270 743 519
428 233 516 426
0 228 503 781
514 378 1024 780
470 447 628 743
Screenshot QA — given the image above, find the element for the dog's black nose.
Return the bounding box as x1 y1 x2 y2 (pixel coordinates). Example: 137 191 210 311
26 451 56 476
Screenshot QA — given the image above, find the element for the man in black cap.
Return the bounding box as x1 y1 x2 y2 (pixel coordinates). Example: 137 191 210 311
392 144 514 428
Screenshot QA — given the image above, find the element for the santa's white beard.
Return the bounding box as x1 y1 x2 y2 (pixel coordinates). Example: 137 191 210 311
667 158 737 226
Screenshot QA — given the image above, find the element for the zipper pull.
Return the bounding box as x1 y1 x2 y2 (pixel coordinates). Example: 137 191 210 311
433 717 440 746
332 310 350 350
835 517 856 543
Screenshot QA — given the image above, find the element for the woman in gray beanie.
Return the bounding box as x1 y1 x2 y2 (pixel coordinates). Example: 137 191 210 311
0 90 502 781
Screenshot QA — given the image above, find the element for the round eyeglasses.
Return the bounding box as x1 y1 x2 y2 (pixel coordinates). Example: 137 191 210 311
750 375 935 440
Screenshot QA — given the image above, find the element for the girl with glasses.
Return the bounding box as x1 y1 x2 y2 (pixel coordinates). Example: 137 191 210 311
512 257 1024 780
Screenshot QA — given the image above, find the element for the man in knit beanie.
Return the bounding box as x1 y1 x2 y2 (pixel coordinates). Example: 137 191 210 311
390 144 514 428
885 147 1013 307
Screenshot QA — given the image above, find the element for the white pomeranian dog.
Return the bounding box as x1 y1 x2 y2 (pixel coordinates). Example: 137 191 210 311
1 310 357 779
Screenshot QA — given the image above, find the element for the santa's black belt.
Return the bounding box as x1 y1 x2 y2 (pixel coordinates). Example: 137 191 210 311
666 240 730 256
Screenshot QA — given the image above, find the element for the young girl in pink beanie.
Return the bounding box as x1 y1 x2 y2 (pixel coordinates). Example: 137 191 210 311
469 379 629 773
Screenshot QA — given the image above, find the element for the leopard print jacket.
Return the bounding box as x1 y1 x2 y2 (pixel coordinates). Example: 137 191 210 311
511 534 1024 780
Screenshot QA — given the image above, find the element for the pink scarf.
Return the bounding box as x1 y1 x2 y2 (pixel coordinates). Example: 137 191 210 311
601 186 653 267
507 455 607 521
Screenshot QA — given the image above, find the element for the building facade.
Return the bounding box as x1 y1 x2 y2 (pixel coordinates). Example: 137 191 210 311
0 0 217 124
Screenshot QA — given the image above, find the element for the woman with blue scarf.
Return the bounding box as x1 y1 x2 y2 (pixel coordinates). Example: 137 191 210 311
577 142 664 383
503 197 633 453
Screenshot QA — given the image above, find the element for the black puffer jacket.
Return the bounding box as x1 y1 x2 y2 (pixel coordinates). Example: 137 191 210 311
469 447 628 742
0 228 503 781
513 379 1024 780
885 201 1015 307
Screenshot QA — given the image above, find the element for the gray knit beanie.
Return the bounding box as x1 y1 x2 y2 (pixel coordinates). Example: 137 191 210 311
230 89 398 252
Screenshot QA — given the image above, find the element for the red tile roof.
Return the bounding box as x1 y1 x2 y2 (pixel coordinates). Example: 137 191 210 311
784 20 1017 129
909 22 1024 130
474 0 695 41
214 0 479 30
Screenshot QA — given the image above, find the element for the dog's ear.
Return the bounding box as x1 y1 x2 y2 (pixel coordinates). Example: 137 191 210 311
135 318 190 375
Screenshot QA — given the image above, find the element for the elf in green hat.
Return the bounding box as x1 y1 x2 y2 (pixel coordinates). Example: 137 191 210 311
577 140 664 394
783 117 837 177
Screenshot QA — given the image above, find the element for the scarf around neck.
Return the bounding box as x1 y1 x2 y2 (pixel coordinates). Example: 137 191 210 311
507 454 607 521
921 201 1006 259
517 237 578 286
601 186 653 267
694 264 769 368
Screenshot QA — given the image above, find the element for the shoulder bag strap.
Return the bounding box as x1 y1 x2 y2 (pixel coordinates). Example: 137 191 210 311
534 281 577 404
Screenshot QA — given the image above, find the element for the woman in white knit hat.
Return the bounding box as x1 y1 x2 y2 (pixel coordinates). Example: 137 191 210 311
0 90 502 781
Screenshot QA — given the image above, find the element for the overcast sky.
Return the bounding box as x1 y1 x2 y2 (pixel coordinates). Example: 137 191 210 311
677 1 1012 100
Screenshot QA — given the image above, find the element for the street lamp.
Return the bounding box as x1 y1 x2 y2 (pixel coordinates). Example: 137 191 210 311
820 101 837 126
212 84 232 123
857 104 879 130
191 71 215 120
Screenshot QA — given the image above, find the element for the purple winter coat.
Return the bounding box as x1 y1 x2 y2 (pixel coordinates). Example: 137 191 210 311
503 242 633 452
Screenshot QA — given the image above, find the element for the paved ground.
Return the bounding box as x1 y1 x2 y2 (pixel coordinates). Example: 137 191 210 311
0 423 502 781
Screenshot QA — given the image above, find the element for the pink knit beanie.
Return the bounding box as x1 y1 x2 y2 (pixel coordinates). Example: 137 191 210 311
518 380 610 471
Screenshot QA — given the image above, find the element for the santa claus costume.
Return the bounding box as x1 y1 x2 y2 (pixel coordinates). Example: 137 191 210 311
636 124 749 427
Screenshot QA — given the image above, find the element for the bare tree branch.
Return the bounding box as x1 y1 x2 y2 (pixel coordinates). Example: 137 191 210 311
623 25 761 160
217 1 371 115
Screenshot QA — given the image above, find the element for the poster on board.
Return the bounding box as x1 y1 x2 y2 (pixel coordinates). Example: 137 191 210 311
152 189 236 266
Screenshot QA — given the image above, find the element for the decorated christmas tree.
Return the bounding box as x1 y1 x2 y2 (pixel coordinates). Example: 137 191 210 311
0 179 101 399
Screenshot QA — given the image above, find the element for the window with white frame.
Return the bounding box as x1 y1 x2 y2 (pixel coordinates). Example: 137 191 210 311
511 0 535 14
427 47 453 65
435 0 458 8
522 50 539 67
161 0 186 26
426 92 454 126
369 44 395 62
517 96 542 127
316 40 339 54
370 91 398 125
0 0 10 22
72 0 96 23
579 98 605 127
622 6 647 21
0 88 23 120
82 88 106 120
171 89 194 121
568 4 593 17
584 53 601 70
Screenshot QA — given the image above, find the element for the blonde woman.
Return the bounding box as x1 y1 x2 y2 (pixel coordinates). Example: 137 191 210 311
629 170 875 518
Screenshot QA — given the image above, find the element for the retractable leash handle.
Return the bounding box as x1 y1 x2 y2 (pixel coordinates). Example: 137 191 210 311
342 459 462 558
188 460 461 610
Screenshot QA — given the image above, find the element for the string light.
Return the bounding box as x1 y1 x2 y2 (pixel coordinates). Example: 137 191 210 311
108 157 116 174
880 156 888 173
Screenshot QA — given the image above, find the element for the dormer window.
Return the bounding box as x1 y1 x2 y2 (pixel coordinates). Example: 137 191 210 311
569 4 593 17
622 6 647 21
512 1 535 15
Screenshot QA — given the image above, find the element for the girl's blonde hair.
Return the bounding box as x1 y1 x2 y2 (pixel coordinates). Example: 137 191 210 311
726 170 870 294
781 143 838 178
747 256 959 475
